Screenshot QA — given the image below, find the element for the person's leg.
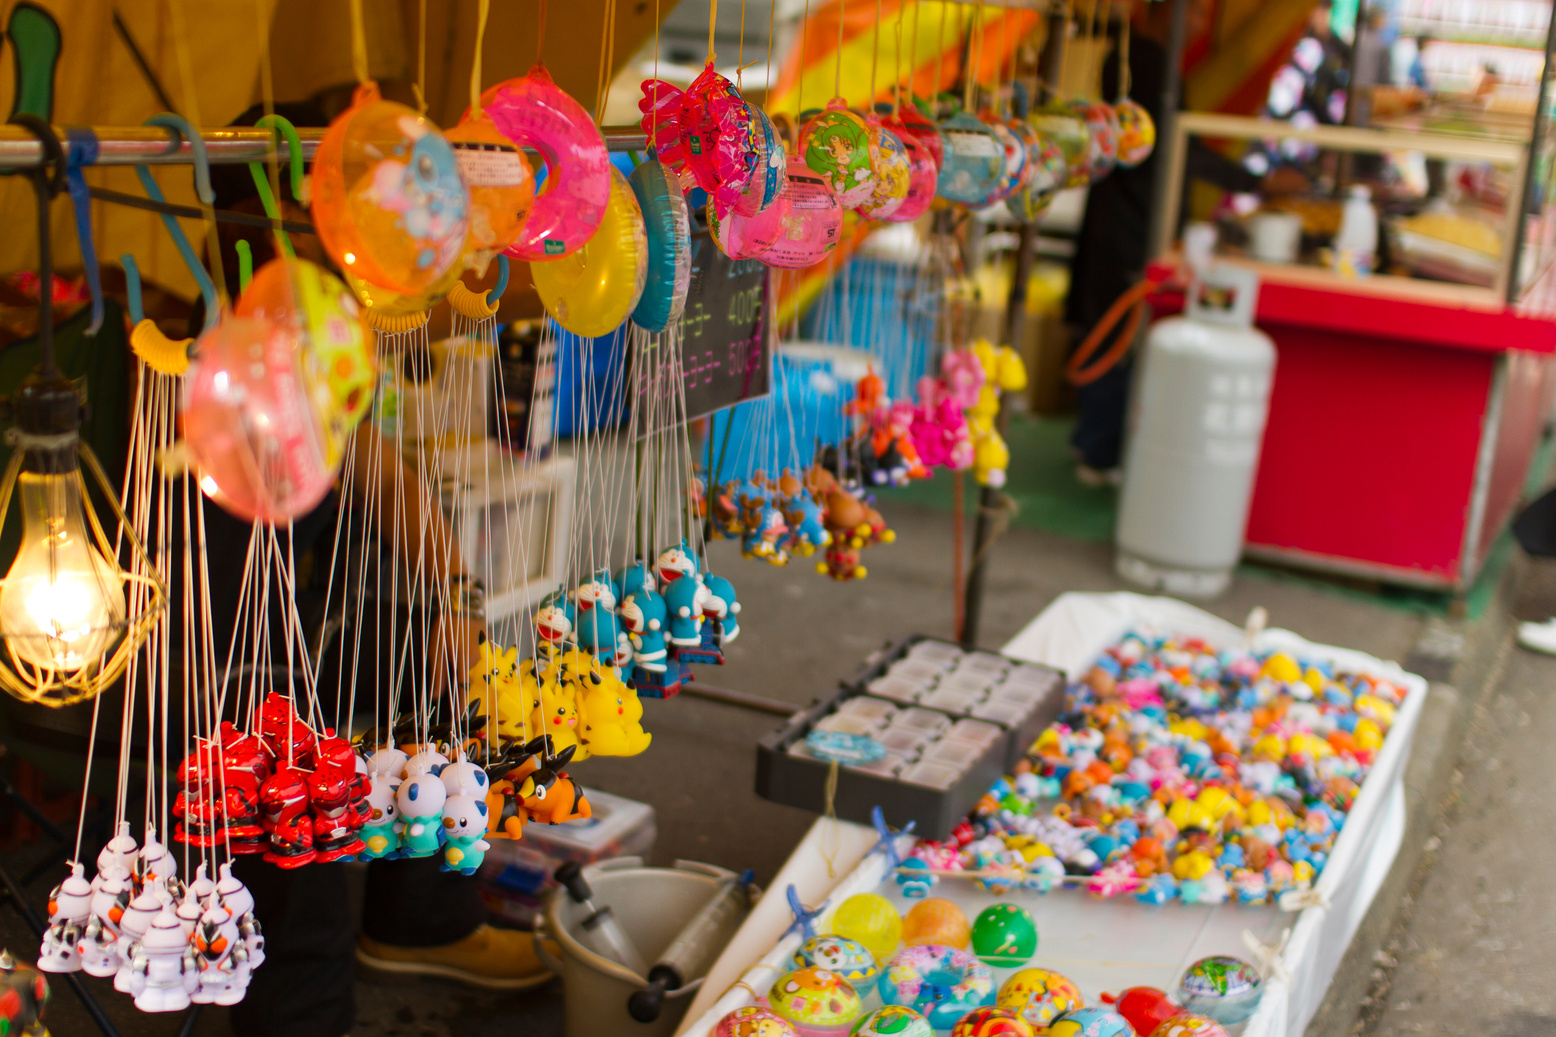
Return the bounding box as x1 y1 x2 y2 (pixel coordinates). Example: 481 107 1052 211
1070 356 1133 476
355 855 555 990
227 855 356 1037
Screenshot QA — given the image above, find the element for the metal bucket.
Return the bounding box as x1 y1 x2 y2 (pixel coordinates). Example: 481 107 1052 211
534 858 749 1037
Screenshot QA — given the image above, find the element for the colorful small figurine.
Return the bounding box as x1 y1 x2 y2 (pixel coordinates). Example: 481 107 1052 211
38 862 92 974
439 792 492 875
395 773 448 858
125 906 198 1013
620 588 670 672
0 951 50 1035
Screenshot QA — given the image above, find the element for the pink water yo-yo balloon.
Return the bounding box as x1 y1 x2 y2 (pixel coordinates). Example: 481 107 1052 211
484 65 611 260
181 316 337 524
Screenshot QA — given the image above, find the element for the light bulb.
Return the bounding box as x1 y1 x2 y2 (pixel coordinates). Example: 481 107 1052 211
0 470 126 673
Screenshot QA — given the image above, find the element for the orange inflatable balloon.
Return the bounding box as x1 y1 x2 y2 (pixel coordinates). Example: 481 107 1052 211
447 108 536 271
311 82 470 297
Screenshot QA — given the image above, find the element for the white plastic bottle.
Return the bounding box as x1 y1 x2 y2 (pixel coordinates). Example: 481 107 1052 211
1333 185 1378 277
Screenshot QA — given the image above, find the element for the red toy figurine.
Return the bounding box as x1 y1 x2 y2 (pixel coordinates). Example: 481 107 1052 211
259 769 316 868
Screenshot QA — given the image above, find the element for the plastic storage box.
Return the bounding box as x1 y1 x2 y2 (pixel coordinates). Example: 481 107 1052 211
755 636 1063 839
476 788 657 928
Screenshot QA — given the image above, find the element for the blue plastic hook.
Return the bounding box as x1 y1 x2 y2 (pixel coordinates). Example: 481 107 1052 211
868 805 914 872
137 113 218 329
121 253 144 325
781 884 828 943
491 255 510 303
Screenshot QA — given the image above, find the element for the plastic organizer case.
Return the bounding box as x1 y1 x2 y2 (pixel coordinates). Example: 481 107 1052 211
755 636 1063 838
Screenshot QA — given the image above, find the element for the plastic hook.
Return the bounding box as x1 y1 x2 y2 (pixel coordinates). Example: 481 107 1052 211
136 112 219 329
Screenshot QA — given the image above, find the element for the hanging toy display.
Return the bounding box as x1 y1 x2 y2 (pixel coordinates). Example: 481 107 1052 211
180 316 340 523
734 103 788 217
484 66 613 260
976 113 1030 209
234 256 376 461
628 158 692 334
857 115 912 220
445 106 537 271
965 338 1028 488
1007 123 1066 221
1028 102 1091 189
310 81 470 298
1073 99 1120 183
532 165 648 337
880 109 941 223
713 158 843 268
1112 98 1156 167
800 100 878 209
641 64 759 215
936 110 1006 207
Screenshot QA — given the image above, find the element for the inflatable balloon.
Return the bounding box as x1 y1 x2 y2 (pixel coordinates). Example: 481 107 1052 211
446 108 536 270
1006 123 1066 221
235 257 375 451
800 100 877 208
1029 104 1091 188
345 261 466 321
311 82 470 298
730 158 844 268
1075 100 1120 182
708 194 781 261
858 116 912 220
532 166 647 337
182 316 337 523
893 103 945 170
1113 98 1156 167
484 66 611 260
936 111 1004 206
628 158 692 334
641 64 755 215
977 114 1029 208
734 102 787 217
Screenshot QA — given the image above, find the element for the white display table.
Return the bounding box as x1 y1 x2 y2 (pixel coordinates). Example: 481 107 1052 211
678 593 1427 1037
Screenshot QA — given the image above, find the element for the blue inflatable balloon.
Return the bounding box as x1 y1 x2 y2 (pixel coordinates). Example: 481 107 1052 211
628 159 691 334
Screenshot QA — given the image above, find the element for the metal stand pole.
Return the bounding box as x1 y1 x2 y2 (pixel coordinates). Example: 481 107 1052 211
961 220 1038 649
1148 0 1192 259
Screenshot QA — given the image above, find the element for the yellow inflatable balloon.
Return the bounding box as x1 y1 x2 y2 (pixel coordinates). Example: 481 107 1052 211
345 258 466 321
532 166 647 338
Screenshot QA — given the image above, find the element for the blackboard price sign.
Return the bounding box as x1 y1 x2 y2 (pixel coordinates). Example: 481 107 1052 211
636 231 770 424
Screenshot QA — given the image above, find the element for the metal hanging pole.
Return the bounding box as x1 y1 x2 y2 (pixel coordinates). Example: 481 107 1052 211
0 123 652 168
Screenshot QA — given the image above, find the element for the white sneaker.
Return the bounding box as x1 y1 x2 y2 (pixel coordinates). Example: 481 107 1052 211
1517 617 1556 654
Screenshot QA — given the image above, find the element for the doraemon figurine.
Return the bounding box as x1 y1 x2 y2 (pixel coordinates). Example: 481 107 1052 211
39 861 93 973
620 588 669 672
439 792 491 876
739 503 790 565
573 569 627 661
395 773 448 858
655 541 698 587
534 587 575 652
615 560 656 602
663 570 706 647
702 573 740 644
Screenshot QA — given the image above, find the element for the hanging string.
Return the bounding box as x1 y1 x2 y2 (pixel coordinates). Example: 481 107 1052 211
1119 6 1132 99
596 0 619 124
709 0 719 65
470 0 491 112
737 0 747 89
870 0 882 106
537 0 549 67
349 0 369 85
765 0 776 98
168 0 225 305
415 0 428 112
894 0 905 113
253 0 284 259
1056 0 1071 97
798 0 812 114
834 0 846 100
996 4 1007 115
935 0 948 110
963 0 983 112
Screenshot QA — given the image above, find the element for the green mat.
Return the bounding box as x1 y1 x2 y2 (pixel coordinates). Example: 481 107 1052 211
878 415 1118 542
877 413 1552 620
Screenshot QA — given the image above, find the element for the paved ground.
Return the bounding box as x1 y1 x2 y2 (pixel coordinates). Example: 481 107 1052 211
0 496 1433 1037
1362 561 1556 1037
